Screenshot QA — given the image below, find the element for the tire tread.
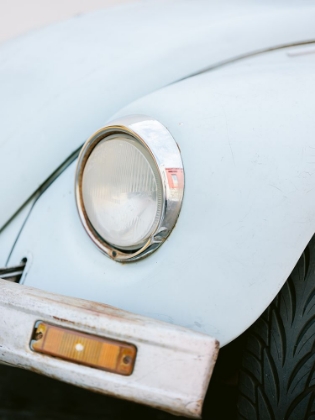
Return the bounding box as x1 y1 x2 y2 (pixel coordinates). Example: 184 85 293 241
238 236 315 419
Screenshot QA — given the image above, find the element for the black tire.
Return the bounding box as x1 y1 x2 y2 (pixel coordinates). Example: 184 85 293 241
237 236 315 420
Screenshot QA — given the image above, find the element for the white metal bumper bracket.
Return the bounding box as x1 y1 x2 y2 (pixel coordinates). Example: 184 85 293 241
0 279 219 418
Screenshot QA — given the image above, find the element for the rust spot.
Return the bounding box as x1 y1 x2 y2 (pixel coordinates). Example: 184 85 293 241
34 294 146 326
53 316 75 325
214 340 220 362
185 399 203 418
29 366 45 375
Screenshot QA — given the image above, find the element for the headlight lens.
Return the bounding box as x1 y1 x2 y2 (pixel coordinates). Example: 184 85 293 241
76 115 184 262
82 134 163 250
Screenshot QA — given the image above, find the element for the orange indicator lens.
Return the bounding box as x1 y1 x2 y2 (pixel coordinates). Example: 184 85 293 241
30 322 136 376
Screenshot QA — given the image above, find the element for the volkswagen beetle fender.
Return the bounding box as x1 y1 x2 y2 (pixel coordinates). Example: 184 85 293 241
9 47 315 346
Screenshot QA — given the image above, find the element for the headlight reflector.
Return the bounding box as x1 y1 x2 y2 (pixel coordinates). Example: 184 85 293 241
82 134 163 250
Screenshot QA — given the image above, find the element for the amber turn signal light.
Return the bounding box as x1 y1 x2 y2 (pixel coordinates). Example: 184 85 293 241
30 322 136 376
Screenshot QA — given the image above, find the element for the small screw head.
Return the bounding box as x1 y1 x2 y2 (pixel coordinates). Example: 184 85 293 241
122 355 132 365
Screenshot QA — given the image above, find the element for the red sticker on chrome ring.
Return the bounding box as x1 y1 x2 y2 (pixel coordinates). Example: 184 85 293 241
165 168 184 189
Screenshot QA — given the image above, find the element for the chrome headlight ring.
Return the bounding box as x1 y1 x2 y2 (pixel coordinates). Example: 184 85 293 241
75 115 184 262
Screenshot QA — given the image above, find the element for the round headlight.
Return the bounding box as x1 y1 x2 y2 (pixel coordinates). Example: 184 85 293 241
82 134 163 250
75 115 184 262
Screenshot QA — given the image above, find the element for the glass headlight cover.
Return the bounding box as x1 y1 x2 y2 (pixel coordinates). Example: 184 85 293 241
75 115 184 262
82 135 163 250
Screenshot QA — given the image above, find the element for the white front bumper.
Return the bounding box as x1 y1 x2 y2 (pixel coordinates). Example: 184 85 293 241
0 279 218 418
